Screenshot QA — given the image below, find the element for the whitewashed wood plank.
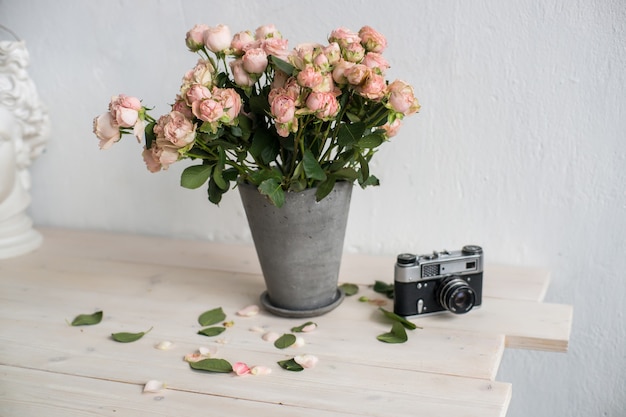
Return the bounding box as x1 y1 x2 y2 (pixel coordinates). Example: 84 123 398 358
0 268 505 380
22 227 549 302
0 365 356 417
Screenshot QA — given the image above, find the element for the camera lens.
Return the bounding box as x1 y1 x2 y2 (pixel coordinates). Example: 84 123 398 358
437 276 476 314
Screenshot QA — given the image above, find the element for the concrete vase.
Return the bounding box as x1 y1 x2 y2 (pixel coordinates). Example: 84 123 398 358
239 181 353 318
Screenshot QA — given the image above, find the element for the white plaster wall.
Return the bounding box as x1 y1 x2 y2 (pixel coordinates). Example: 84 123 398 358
2 0 625 415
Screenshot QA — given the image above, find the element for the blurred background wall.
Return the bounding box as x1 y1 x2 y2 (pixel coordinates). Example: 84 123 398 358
2 0 624 415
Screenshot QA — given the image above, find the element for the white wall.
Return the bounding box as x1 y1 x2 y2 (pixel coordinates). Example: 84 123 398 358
2 0 625 415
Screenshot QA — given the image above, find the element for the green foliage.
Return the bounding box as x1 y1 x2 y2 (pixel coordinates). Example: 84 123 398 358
69 311 103 326
198 307 226 326
111 327 152 343
189 358 233 373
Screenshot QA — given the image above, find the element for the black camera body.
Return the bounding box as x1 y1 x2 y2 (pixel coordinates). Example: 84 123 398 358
394 245 483 316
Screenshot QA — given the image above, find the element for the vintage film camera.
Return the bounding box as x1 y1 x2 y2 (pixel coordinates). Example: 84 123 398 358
394 245 483 316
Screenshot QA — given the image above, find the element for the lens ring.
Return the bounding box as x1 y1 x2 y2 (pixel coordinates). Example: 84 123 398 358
437 276 475 314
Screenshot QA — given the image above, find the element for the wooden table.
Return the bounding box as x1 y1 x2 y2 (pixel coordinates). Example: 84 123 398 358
0 228 572 417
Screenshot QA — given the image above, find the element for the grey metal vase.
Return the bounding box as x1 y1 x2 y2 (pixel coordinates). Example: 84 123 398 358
239 181 353 318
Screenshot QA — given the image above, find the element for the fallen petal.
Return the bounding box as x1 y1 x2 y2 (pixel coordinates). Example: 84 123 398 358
223 320 235 328
143 380 165 393
232 362 251 376
301 323 317 332
250 365 272 375
294 354 319 369
292 336 305 347
154 341 174 350
262 331 280 343
249 326 266 333
198 346 217 356
237 305 260 317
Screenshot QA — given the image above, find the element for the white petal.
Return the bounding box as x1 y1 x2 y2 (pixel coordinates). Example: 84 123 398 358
301 323 317 332
249 326 266 333
154 341 174 350
237 304 260 317
294 354 318 369
292 336 305 347
262 331 280 342
198 346 217 356
250 365 272 375
143 380 165 393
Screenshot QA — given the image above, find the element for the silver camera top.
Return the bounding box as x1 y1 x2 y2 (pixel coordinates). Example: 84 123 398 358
395 245 483 283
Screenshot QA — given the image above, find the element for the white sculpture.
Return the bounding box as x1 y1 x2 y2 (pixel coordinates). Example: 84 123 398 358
0 26 50 259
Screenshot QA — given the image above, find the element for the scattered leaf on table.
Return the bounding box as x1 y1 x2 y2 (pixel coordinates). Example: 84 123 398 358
189 358 233 373
291 321 317 332
373 281 395 299
379 307 419 330
274 333 297 349
377 322 408 343
198 326 227 337
111 327 152 343
339 283 359 296
277 358 304 372
69 311 103 326
198 307 226 326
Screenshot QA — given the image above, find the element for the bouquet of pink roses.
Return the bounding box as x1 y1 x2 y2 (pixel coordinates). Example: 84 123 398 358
93 24 420 206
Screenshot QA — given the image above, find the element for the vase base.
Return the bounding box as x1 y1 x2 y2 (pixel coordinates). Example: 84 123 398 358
259 289 345 318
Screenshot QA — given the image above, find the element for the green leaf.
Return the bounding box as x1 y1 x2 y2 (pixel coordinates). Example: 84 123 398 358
379 307 419 330
198 326 227 337
111 327 152 343
373 280 395 299
258 178 285 207
303 150 327 181
339 283 359 296
337 122 366 146
144 122 155 149
277 358 304 372
250 129 279 165
269 55 296 76
207 177 225 205
360 174 380 187
357 132 385 148
315 176 336 202
181 165 212 189
291 321 317 332
70 311 103 326
274 333 297 349
332 168 359 182
189 358 233 373
377 322 408 343
198 307 226 326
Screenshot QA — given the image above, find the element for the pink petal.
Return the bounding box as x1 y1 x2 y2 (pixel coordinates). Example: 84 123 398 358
232 362 251 376
301 323 317 332
262 331 280 342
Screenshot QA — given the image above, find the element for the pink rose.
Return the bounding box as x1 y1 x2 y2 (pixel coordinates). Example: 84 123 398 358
109 94 141 128
297 66 324 89
328 27 361 49
142 146 162 172
212 87 242 123
93 112 121 150
186 24 209 52
231 30 256 55
388 80 421 115
382 118 402 138
358 26 387 53
242 47 268 74
183 59 215 87
192 98 224 123
229 59 256 87
342 41 366 63
185 84 211 105
332 60 355 85
270 94 296 124
203 24 231 53
357 73 387 100
255 24 281 40
306 91 340 120
261 37 289 60
362 52 390 74
172 96 194 119
322 42 341 66
157 111 196 146
345 64 370 86
289 43 319 70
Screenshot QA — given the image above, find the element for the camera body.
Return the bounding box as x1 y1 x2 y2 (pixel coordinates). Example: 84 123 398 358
394 245 484 316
